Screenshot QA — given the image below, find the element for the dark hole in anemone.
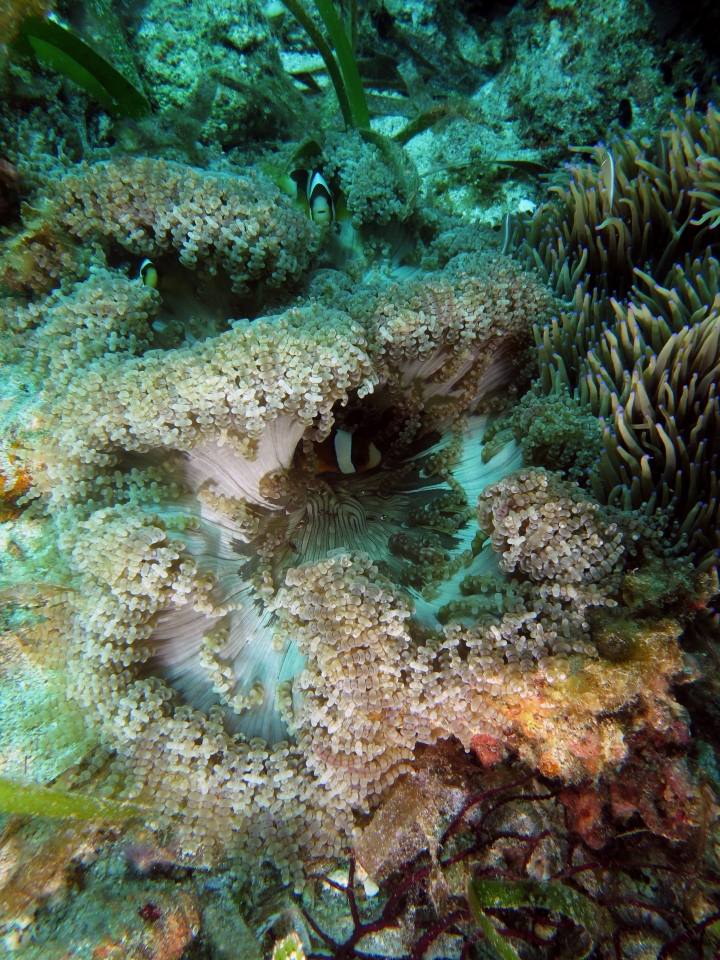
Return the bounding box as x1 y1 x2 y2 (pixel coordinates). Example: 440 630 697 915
132 360 523 751
297 390 444 476
617 98 632 128
0 160 21 228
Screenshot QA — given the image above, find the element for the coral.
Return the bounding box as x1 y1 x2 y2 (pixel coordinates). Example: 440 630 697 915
0 104 81 195
127 0 308 145
0 817 208 957
497 0 694 161
0 819 108 951
0 266 158 378
0 239 586 889
0 112 712 909
365 0 495 96
2 250 690 887
299 740 716 960
1 0 719 940
525 251 720 567
0 452 31 522
476 469 623 586
469 877 606 959
320 129 420 227
51 157 321 294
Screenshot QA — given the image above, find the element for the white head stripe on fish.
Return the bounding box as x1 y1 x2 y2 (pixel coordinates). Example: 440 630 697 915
308 171 334 223
334 429 356 474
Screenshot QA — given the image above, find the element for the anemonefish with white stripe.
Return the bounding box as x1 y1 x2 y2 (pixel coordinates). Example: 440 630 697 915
139 257 158 287
313 428 382 475
288 169 335 224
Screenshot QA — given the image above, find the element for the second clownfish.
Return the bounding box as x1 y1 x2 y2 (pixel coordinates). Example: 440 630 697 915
314 428 382 475
289 169 335 224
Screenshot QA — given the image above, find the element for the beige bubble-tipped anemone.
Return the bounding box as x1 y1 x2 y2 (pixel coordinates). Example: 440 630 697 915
1 179 681 892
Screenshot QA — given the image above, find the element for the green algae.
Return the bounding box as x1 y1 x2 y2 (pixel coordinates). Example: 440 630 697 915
0 776 145 820
468 877 608 960
271 932 306 960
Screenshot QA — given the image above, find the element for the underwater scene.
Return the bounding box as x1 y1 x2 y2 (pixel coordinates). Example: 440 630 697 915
3 0 720 956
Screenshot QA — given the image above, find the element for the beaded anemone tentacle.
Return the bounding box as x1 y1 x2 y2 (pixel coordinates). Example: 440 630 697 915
4 206 591 886
0 111 704 898
51 157 322 294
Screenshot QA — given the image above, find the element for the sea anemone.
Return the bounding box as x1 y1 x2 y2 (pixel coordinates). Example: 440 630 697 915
0 116 711 896
513 92 720 302
511 93 720 570
2 218 575 887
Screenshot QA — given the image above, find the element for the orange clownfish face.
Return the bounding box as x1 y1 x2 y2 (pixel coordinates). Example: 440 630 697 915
314 428 382 475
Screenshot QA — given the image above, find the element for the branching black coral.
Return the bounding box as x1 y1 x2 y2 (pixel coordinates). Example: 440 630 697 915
299 771 720 960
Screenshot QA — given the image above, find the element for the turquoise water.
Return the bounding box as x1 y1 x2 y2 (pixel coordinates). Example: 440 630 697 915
1 1 720 957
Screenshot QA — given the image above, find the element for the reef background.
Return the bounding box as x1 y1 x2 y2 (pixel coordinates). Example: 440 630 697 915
2 0 720 958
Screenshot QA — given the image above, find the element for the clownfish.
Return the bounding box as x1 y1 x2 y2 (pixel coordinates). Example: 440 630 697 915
139 258 158 288
313 428 382 475
288 169 335 224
